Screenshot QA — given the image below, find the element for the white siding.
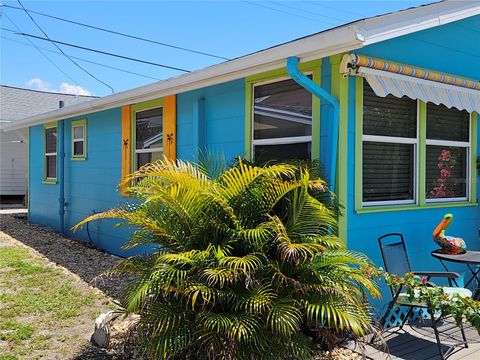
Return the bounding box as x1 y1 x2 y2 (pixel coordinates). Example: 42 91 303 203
0 129 28 195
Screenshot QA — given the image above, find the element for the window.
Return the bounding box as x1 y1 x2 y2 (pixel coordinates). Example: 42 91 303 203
362 81 417 205
71 120 86 159
426 104 470 202
135 106 163 170
252 77 312 163
44 125 57 181
360 79 473 208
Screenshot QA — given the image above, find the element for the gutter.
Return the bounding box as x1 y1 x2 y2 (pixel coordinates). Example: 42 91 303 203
286 57 339 192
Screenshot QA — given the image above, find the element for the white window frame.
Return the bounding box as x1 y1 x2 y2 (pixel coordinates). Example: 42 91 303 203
44 125 57 181
71 122 86 159
251 75 313 161
361 100 420 207
425 113 471 203
133 105 164 171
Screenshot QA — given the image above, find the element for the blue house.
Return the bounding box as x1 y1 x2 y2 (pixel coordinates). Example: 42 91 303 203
4 0 479 317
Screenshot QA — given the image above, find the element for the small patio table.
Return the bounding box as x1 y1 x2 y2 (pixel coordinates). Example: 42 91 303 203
431 249 480 299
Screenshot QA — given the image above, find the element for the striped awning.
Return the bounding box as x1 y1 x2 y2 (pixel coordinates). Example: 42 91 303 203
340 54 480 113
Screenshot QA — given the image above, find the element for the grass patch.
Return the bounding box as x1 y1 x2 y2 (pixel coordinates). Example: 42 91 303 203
0 322 34 344
0 245 110 359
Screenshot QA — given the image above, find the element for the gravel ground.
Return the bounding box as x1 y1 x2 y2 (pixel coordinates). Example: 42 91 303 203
0 214 129 300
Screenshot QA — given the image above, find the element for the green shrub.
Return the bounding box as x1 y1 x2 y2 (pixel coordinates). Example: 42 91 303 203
75 158 379 359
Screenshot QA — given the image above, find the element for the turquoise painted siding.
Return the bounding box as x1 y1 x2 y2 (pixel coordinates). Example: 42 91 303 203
177 79 245 162
29 124 61 230
29 108 138 256
345 17 480 313
28 80 246 255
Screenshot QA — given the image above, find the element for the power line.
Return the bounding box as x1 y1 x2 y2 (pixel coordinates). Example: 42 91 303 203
2 35 162 81
268 1 346 24
16 31 192 73
1 12 82 86
306 1 363 17
1 3 231 61
241 0 333 24
16 0 115 94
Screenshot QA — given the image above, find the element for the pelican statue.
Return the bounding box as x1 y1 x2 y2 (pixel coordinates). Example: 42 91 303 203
433 213 466 254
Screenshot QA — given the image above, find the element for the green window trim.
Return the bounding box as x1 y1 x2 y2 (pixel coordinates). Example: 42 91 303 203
43 121 58 183
71 119 87 160
244 59 322 161
130 98 164 172
354 76 478 213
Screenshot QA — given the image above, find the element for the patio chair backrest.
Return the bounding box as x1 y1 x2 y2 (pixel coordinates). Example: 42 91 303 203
378 233 412 296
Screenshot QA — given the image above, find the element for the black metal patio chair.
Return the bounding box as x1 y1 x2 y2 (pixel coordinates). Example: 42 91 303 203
376 233 471 360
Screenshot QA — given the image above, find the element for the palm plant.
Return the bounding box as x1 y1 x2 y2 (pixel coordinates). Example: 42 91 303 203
74 158 379 360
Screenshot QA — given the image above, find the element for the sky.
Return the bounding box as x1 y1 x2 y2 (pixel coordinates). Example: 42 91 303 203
1 0 431 97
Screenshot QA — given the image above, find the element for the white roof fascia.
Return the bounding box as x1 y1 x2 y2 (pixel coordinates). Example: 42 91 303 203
3 26 362 132
360 0 480 45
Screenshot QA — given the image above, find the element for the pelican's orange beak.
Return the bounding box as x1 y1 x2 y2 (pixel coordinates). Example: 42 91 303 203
433 219 448 238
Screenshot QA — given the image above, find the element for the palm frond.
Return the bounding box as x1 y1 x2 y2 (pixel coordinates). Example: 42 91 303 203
267 299 302 336
303 295 372 336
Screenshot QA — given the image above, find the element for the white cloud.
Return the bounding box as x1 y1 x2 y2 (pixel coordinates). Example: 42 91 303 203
59 82 92 96
27 78 53 92
26 78 92 96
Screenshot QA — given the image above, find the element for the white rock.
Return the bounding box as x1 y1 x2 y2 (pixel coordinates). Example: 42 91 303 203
91 311 120 348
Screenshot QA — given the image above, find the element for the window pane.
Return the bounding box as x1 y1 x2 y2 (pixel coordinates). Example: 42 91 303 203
136 107 163 150
46 155 57 179
363 142 414 202
363 80 417 138
426 146 467 199
73 141 84 156
254 142 311 164
254 78 312 140
136 151 163 169
45 128 57 153
73 125 84 140
426 103 469 142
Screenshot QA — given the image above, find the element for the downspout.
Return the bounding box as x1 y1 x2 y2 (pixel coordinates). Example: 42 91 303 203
286 57 339 192
58 101 66 233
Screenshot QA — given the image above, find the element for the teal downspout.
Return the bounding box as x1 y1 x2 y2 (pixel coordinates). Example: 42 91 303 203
58 119 65 233
286 57 339 192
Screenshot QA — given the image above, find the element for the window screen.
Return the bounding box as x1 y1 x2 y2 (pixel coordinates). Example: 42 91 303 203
425 104 470 201
72 123 85 158
363 142 414 202
426 104 469 142
45 128 57 153
363 82 417 138
362 80 417 204
135 107 163 170
45 127 57 180
253 77 312 162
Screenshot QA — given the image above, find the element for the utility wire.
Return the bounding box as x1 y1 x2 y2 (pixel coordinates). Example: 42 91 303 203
241 0 333 24
1 3 231 61
16 31 192 73
2 35 162 81
0 12 82 86
16 0 115 94
306 1 363 17
268 1 346 23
